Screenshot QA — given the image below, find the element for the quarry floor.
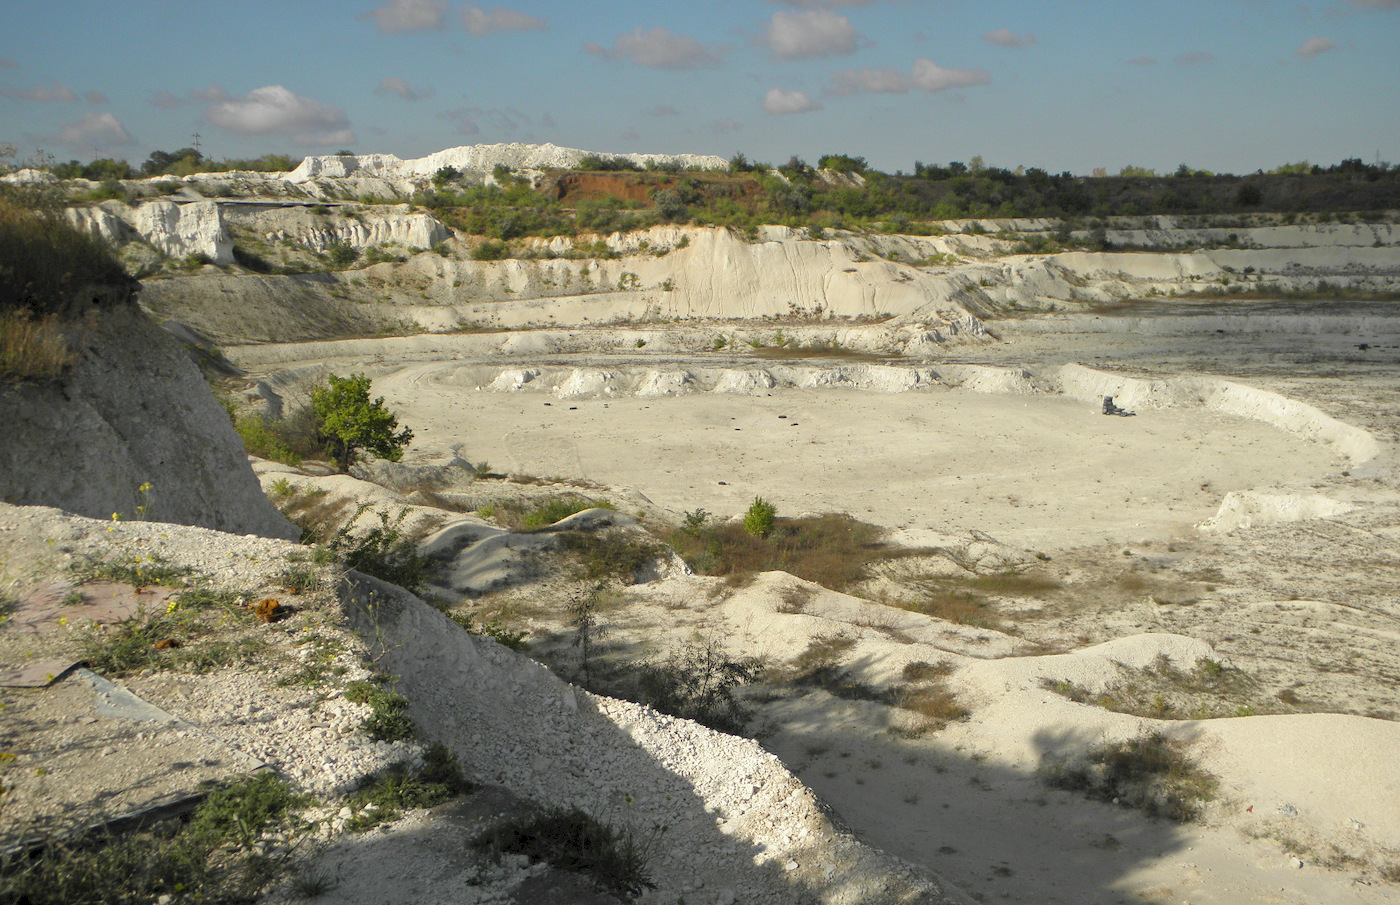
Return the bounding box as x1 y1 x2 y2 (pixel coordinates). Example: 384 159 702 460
217 298 1400 904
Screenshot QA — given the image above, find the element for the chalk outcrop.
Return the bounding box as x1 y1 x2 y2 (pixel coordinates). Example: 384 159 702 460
0 304 297 539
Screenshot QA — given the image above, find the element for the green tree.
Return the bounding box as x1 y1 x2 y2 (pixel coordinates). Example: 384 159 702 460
311 373 413 472
743 497 776 538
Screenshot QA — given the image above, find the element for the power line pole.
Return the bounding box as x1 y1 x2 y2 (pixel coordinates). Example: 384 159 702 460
192 132 202 156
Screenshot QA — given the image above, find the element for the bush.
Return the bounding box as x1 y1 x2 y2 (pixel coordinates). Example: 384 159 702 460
329 505 427 592
0 194 131 317
475 807 659 899
742 497 776 538
470 239 511 261
634 640 761 735
311 373 413 471
1041 730 1218 822
344 676 415 741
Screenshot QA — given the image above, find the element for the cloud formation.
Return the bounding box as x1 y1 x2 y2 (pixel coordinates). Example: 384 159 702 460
982 29 1034 48
644 104 680 117
375 76 434 100
763 88 821 114
586 27 720 69
54 112 131 150
361 0 448 33
1176 51 1215 65
462 6 545 36
3 83 78 102
830 59 990 95
763 10 859 60
1297 37 1337 58
204 85 355 146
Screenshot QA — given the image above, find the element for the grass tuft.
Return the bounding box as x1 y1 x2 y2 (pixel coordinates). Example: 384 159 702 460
475 807 660 899
1041 730 1218 822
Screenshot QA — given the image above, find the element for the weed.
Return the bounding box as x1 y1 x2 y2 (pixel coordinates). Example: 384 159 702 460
680 508 710 537
450 612 530 650
891 681 969 736
475 807 659 899
345 676 415 742
329 505 427 592
74 553 191 588
523 495 615 530
0 772 310 904
634 639 762 735
1042 656 1271 719
344 744 470 832
1041 730 1218 821
279 565 320 595
555 529 664 584
292 867 339 898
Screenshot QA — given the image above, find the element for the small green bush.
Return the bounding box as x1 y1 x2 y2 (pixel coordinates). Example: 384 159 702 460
345 676 415 742
743 497 776 538
475 807 659 899
329 505 427 592
311 373 413 472
1041 730 1219 821
345 743 470 831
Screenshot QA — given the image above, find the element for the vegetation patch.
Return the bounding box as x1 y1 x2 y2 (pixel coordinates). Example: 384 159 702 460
0 772 311 905
555 529 664 584
475 806 660 900
0 311 79 381
668 512 898 591
344 676 415 742
1040 730 1218 822
632 640 762 736
77 585 269 677
1043 656 1275 719
344 743 470 832
328 505 427 593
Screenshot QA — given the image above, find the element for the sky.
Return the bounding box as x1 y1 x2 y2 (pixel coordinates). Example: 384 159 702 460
2 0 1397 176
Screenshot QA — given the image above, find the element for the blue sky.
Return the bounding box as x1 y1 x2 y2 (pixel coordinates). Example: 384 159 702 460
3 0 1397 175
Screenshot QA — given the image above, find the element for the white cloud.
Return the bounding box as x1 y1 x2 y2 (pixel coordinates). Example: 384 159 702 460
763 88 822 114
361 0 448 33
152 90 183 109
982 29 1034 49
586 27 720 69
3 83 78 102
710 118 744 134
54 112 131 150
911 59 990 92
462 6 545 36
205 85 355 146
830 59 989 95
763 10 859 60
84 91 108 105
1297 36 1338 58
374 76 434 100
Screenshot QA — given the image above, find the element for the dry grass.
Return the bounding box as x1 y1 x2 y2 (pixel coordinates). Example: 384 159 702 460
0 194 131 317
1042 655 1277 719
669 513 901 591
0 310 79 380
1041 730 1219 822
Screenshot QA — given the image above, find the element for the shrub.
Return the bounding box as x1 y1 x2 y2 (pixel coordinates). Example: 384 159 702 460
475 807 659 899
311 373 413 472
743 497 776 538
0 194 131 317
634 640 761 735
344 743 469 831
471 239 511 261
345 676 415 741
329 504 427 592
1041 730 1218 822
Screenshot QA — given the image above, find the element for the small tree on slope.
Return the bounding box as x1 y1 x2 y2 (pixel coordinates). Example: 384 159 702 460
312 373 413 472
